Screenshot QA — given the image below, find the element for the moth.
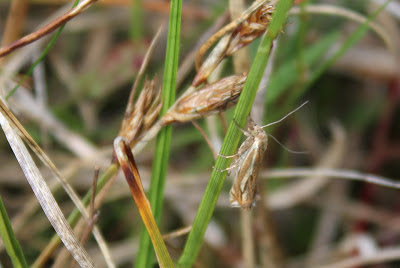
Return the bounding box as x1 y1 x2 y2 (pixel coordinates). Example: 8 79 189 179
220 101 308 210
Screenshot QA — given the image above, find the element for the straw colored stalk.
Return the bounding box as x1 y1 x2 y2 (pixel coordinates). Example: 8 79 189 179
192 0 276 86
0 98 114 266
0 112 95 267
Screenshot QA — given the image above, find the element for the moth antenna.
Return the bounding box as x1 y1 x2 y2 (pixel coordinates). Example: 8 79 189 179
267 133 308 154
218 153 238 159
261 101 309 129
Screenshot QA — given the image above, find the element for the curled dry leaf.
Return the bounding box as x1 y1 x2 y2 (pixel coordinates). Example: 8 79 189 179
193 0 276 86
113 137 174 267
118 79 162 146
162 73 247 125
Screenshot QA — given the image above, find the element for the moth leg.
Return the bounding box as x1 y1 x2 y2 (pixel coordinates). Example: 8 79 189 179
213 164 236 173
217 153 238 159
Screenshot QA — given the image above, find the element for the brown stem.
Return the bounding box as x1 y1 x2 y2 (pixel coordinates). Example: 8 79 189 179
0 0 99 58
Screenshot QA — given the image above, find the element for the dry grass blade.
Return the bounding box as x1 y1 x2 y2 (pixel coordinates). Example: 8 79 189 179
320 246 400 268
113 137 173 267
6 83 102 159
0 0 99 58
267 123 346 210
290 4 397 52
263 168 400 190
162 225 192 240
0 98 114 266
0 113 95 267
289 4 394 53
162 73 247 124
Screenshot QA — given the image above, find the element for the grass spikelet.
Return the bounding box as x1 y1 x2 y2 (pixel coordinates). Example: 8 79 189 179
193 0 276 86
162 73 247 124
118 78 162 147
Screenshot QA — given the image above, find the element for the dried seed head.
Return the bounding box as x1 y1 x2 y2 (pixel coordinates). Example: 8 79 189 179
119 79 162 146
193 2 275 86
227 3 275 55
162 74 247 125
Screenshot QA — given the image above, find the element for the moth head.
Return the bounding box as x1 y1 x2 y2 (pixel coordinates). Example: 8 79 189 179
251 124 269 151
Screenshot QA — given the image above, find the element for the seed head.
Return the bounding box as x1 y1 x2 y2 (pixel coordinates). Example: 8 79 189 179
193 2 275 86
119 79 162 146
162 74 247 125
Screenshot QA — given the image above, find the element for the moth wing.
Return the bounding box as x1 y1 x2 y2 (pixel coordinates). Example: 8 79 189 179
237 141 264 193
231 140 263 209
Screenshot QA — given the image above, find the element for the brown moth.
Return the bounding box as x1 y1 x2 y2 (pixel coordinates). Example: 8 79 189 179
223 101 308 210
229 118 268 210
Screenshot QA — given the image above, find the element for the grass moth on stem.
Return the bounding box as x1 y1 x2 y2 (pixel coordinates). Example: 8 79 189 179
218 101 308 210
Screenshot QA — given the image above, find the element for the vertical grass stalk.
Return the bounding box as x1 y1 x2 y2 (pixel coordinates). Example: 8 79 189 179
178 1 294 266
135 0 182 266
0 196 28 268
130 0 143 40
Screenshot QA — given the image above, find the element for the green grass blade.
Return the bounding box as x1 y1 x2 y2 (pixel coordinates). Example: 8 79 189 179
0 196 28 268
135 0 182 267
266 31 340 105
6 0 81 100
288 0 392 103
130 0 143 40
178 1 294 267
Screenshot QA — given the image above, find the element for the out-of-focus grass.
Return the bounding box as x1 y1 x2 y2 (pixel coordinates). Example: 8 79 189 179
1 0 399 267
0 196 27 268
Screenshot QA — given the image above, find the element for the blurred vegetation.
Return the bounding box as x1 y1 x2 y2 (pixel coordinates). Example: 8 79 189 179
0 0 400 267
